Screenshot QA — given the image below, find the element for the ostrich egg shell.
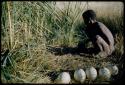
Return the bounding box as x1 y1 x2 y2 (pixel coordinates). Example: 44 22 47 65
56 72 71 84
74 69 86 83
85 67 97 81
99 67 111 81
107 65 119 76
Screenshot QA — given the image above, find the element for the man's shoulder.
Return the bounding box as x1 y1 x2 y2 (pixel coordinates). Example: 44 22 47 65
95 21 104 27
94 21 108 30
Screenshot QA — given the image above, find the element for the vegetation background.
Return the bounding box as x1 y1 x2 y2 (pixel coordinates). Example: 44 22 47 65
1 1 124 84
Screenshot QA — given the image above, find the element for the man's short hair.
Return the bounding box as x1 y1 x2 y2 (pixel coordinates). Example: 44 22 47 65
82 10 96 20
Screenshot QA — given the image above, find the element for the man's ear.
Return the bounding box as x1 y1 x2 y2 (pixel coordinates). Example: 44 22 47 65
89 18 92 24
89 18 94 24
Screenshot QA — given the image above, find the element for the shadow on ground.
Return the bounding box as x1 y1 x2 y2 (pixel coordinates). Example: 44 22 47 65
46 45 98 57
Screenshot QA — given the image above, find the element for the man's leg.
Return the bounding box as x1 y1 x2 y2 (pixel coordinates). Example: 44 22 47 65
95 35 111 57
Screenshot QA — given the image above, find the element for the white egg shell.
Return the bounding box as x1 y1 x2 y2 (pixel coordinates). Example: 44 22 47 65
55 72 71 84
107 65 119 76
99 67 111 81
74 69 86 83
85 67 97 81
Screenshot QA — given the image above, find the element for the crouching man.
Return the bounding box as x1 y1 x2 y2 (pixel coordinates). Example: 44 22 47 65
80 10 114 58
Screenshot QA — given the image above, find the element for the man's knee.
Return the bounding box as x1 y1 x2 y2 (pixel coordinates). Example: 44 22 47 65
96 35 102 44
95 35 110 55
96 35 100 39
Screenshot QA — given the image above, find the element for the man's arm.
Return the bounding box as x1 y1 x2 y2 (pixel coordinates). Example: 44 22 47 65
98 22 114 46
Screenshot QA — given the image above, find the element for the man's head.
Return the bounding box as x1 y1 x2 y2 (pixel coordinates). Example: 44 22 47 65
82 10 96 25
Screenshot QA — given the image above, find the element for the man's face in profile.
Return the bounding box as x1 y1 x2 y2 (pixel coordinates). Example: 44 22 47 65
83 17 90 25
